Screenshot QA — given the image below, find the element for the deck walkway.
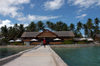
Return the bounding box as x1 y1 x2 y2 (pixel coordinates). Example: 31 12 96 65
3 46 67 66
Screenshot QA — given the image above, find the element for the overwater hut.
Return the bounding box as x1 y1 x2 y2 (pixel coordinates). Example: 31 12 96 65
21 29 75 45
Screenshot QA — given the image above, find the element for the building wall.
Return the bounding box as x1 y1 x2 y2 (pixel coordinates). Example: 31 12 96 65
30 42 41 45
49 42 62 44
23 39 31 42
95 37 100 41
63 37 73 40
30 42 62 45
22 37 74 45
24 42 30 46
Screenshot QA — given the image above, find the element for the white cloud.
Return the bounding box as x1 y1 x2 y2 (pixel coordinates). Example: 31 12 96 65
68 0 100 8
76 14 87 19
0 19 29 28
0 0 60 23
44 0 64 10
30 4 34 8
0 19 13 28
0 0 30 18
17 14 60 21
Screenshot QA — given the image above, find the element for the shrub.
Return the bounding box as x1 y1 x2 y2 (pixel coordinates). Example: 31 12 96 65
62 40 74 44
0 38 9 45
13 42 23 45
77 40 88 44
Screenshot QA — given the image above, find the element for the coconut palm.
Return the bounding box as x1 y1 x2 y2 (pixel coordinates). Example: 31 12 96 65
62 23 69 31
77 21 82 33
26 22 36 32
83 24 88 38
18 24 25 38
37 21 45 31
1 25 8 39
55 21 64 31
46 21 55 30
69 23 75 31
94 18 100 34
86 18 93 37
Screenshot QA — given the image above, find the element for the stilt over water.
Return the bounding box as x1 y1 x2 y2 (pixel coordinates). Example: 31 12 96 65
3 46 68 66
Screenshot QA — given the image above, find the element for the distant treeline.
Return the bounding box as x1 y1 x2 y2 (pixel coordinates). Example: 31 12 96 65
0 18 100 40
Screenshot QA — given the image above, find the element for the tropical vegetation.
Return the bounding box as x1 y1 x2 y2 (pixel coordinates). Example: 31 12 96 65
0 18 100 45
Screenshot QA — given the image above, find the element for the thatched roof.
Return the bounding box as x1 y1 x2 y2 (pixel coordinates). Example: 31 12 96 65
54 31 74 37
96 34 100 38
21 32 40 37
37 30 57 38
21 31 74 38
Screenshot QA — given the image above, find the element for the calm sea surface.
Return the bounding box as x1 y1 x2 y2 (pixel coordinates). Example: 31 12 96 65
0 47 29 59
53 46 100 66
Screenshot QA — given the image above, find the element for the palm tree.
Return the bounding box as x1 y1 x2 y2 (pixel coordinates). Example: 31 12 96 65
46 21 55 30
8 27 15 40
69 23 75 31
1 25 8 39
18 24 25 38
77 21 82 33
55 21 64 31
83 24 88 38
37 21 45 31
13 23 20 39
74 21 83 37
26 22 36 32
94 18 100 34
86 18 93 37
62 23 69 31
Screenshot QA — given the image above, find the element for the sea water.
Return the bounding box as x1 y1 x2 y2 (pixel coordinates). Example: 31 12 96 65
53 46 100 66
0 47 28 59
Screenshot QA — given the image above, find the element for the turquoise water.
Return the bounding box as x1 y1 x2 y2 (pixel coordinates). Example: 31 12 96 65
53 46 100 66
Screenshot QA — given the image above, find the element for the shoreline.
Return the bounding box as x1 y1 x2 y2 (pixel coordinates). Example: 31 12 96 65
0 43 100 48
0 45 36 48
50 44 100 48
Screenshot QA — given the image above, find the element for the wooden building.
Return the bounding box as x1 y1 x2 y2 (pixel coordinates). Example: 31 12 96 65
95 34 100 41
21 29 75 45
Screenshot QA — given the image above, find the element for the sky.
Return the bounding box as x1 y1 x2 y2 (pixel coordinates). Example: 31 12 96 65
0 0 100 28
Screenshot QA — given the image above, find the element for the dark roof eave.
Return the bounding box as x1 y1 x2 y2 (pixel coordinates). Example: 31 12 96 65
56 35 75 37
21 31 75 38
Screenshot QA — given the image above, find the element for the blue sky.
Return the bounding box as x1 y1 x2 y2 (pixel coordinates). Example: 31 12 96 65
0 0 100 27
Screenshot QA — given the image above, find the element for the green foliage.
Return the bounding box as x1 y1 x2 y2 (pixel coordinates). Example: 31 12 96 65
86 18 94 37
83 24 88 37
69 23 75 31
75 33 83 38
46 21 56 30
1 25 8 38
26 22 36 31
94 18 100 34
1 24 25 40
0 17 100 42
46 21 69 31
76 21 82 34
0 38 9 45
62 23 69 31
77 40 87 44
63 40 74 44
13 42 23 45
37 21 45 31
